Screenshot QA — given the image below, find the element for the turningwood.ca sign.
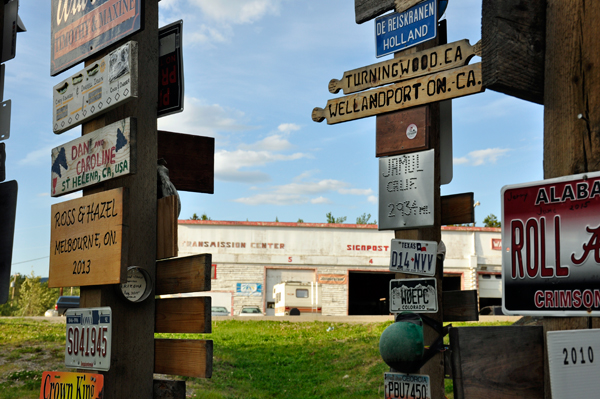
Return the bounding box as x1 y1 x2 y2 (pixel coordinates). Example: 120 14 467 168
502 171 600 316
51 0 142 76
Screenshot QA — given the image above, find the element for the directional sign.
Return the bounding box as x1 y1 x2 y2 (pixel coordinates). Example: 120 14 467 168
313 63 484 125
375 0 437 58
50 0 142 76
51 118 136 197
547 329 600 399
389 239 437 276
390 278 437 313
502 171 600 316
49 188 125 288
40 371 104 399
158 20 184 118
53 41 138 134
330 39 480 95
379 149 434 230
65 307 112 371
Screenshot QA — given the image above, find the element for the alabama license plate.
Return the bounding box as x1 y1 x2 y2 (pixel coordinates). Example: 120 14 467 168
389 239 437 276
385 372 431 399
65 307 111 371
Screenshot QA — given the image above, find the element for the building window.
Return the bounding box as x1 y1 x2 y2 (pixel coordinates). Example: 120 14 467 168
296 289 309 298
211 264 217 279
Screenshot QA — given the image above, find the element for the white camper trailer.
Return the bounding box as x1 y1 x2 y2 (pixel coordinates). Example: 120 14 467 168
273 281 322 316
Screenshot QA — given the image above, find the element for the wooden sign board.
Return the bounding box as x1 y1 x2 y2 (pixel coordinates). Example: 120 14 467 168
50 0 142 76
154 339 213 378
53 41 138 134
51 118 136 197
155 254 212 295
155 297 211 334
331 40 480 95
49 188 126 288
376 105 429 157
313 63 484 125
355 0 396 24
440 192 474 225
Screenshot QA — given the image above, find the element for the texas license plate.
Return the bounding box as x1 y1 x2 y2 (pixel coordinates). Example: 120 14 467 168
389 239 437 276
384 372 431 399
65 307 111 371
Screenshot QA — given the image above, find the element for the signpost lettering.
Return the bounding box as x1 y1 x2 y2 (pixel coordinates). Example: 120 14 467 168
390 278 438 313
331 39 480 95
50 0 142 76
313 63 484 125
49 188 125 288
53 41 138 134
65 307 112 371
379 149 434 230
52 118 136 197
375 0 436 58
502 171 600 316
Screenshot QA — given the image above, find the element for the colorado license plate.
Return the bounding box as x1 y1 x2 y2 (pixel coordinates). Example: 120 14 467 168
65 307 111 371
389 239 437 276
384 372 431 399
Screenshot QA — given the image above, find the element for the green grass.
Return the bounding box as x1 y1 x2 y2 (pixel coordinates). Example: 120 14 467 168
0 318 516 399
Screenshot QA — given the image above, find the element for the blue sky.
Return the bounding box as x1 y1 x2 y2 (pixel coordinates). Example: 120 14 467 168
6 0 543 277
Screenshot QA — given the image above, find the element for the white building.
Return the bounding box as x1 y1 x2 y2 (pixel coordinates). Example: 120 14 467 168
178 221 502 316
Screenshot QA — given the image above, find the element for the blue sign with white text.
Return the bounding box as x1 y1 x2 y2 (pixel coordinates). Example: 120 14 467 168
375 0 437 58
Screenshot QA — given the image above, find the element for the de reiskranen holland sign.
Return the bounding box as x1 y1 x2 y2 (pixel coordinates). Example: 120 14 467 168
375 0 437 58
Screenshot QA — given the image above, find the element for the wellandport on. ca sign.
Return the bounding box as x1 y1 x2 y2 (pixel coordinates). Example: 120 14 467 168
502 171 600 316
51 0 142 76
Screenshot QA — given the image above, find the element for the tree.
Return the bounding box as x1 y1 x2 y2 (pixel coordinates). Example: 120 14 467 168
356 213 377 225
275 216 279 222
483 214 501 228
190 213 211 220
18 272 60 316
326 212 346 224
297 218 304 223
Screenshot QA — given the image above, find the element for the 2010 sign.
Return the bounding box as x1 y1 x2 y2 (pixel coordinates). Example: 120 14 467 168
502 171 600 315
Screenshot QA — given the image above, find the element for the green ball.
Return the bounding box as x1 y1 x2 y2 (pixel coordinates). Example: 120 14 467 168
379 318 424 373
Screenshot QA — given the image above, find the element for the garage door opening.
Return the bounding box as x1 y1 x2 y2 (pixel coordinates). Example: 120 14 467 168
348 271 395 315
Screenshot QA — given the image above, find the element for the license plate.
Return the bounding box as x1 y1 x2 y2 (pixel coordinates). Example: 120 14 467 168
389 239 437 276
65 307 111 371
390 278 438 313
40 371 103 399
384 372 431 399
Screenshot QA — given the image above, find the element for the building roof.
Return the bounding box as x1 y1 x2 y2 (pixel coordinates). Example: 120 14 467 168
178 220 501 232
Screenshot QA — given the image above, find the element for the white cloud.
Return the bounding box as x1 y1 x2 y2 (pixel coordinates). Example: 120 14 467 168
367 195 377 204
190 0 282 24
239 134 292 151
186 24 232 45
274 179 348 195
234 193 306 206
339 188 373 196
454 148 510 166
311 196 331 204
158 96 252 136
215 149 308 183
278 123 300 134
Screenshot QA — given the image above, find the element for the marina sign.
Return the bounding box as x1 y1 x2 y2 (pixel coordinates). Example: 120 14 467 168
49 188 125 288
65 307 112 371
389 239 437 276
390 278 438 313
313 63 484 125
375 0 436 58
51 118 135 197
330 39 480 95
53 41 138 134
502 171 600 316
379 149 434 230
51 0 142 76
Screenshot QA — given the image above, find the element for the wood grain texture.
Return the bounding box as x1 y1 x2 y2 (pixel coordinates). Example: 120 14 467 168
154 339 213 378
376 105 429 157
77 1 159 397
440 192 474 225
450 326 544 399
155 297 211 334
49 188 125 287
155 254 212 295
313 63 484 125
442 290 478 322
156 195 178 260
355 0 395 24
481 0 545 104
330 40 479 95
157 131 214 194
153 380 185 399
